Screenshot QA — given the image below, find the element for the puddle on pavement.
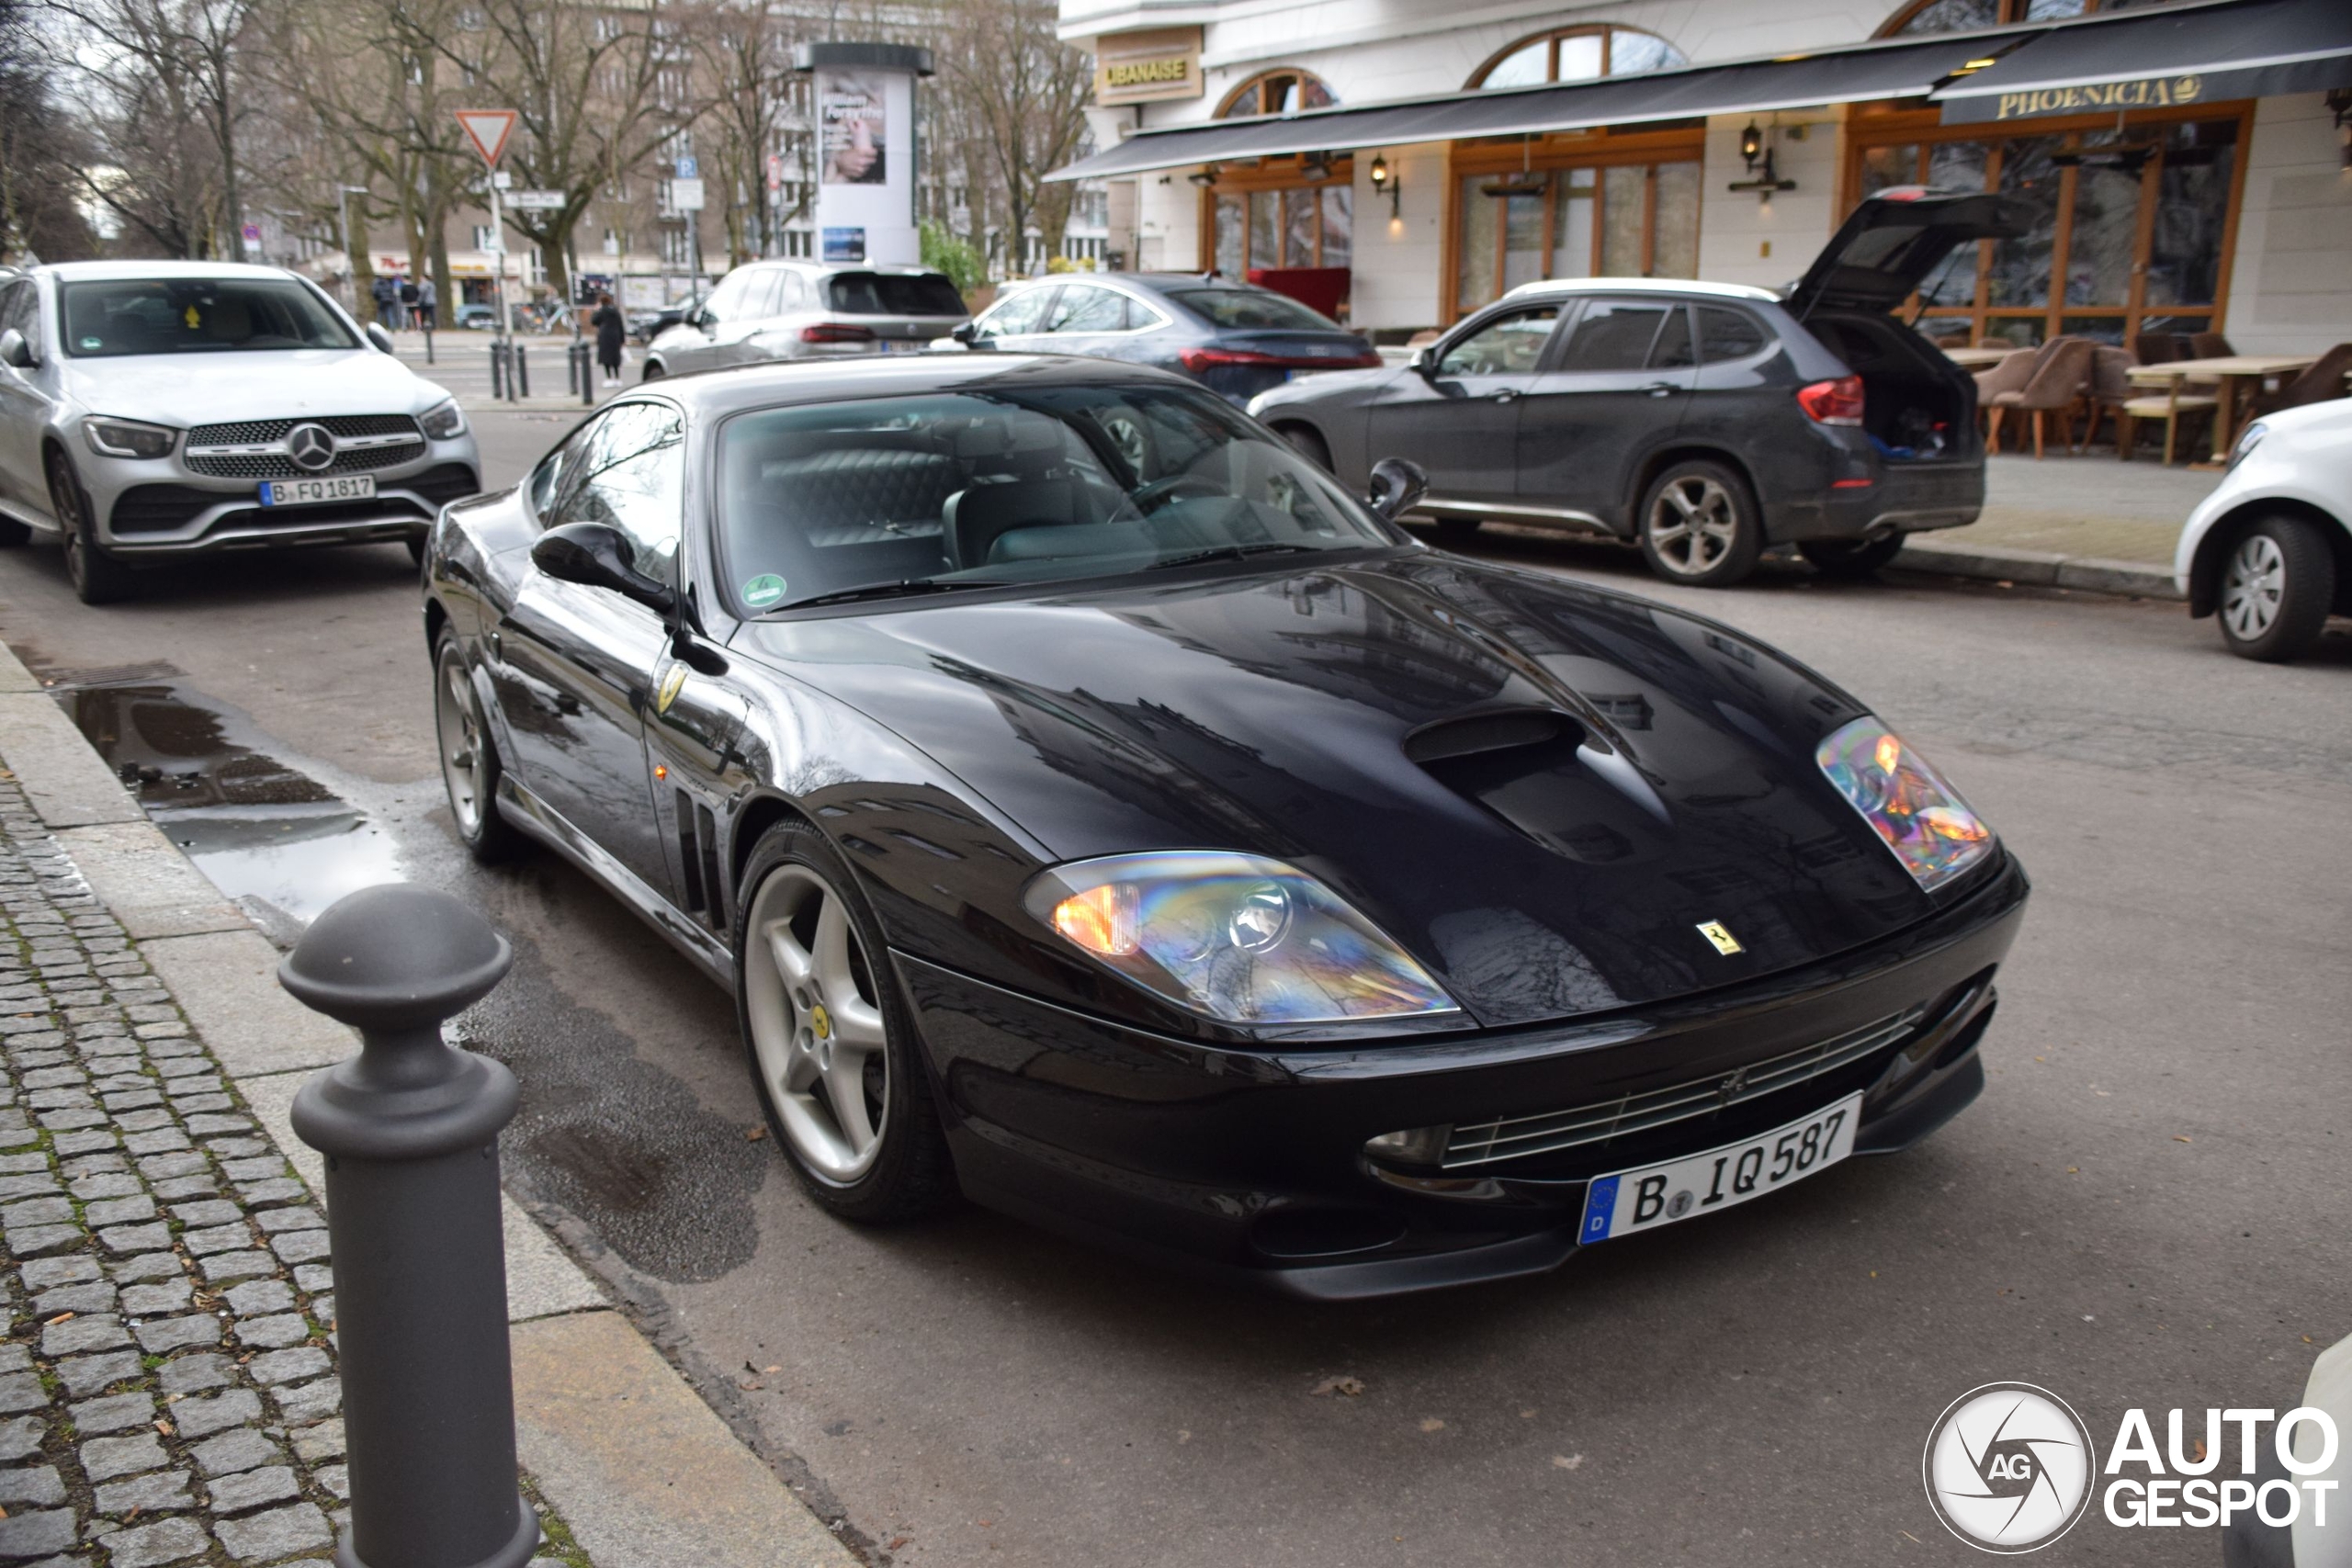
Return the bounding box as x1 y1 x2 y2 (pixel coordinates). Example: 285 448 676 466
49 671 403 937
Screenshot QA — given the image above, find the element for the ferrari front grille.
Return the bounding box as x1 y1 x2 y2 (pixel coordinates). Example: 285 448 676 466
1442 1009 1922 1169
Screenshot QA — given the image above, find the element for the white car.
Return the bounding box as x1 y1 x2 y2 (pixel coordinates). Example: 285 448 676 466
2176 400 2352 662
0 260 479 604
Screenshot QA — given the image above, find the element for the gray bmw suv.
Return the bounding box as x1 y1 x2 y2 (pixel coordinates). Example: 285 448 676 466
0 261 480 604
1249 188 2029 587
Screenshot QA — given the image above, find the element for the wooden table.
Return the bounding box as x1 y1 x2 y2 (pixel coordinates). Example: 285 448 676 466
1942 345 2014 372
2126 355 2316 464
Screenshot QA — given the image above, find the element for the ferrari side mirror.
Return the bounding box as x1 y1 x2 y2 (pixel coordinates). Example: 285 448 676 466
1365 457 1429 523
531 521 676 616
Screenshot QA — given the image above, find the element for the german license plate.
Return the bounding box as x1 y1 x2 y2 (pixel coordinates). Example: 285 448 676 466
259 475 374 508
1578 1092 1861 1244
879 340 923 355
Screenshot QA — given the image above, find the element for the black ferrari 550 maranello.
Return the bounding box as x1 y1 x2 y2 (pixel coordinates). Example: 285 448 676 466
422 353 2027 1298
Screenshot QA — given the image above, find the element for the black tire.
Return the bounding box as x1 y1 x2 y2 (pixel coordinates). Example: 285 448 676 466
0 515 29 547
2216 513 2335 663
432 631 525 863
1277 423 1332 472
46 448 135 605
1637 458 1762 588
735 819 954 1224
1800 533 1906 580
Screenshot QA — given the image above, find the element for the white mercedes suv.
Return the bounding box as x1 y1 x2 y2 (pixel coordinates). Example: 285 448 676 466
0 260 481 604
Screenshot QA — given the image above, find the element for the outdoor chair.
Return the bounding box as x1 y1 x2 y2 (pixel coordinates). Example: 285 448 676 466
2250 343 2352 417
2074 346 2138 455
1983 338 2094 458
2132 333 2182 365
2189 331 2235 361
1973 347 2039 450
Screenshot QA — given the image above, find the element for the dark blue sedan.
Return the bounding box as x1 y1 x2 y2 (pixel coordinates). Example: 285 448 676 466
941 273 1380 404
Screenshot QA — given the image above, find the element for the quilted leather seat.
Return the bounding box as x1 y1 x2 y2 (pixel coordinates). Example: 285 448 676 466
765 448 958 531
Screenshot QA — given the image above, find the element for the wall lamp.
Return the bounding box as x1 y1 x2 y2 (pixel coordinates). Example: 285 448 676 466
1739 121 1762 170
1187 165 1220 187
1369 152 1401 218
2329 88 2352 171
1729 120 1796 198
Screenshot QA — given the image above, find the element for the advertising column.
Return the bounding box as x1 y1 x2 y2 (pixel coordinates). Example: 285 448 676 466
793 42 933 268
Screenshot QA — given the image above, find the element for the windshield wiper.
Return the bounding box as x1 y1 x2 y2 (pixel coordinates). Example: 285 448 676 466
785 578 1003 609
1144 542 1321 572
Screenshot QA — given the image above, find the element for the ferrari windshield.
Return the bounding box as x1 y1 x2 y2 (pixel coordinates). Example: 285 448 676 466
717 385 1398 612
60 276 358 356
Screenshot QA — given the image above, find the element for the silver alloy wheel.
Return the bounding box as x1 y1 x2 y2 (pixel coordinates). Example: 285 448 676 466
2221 533 2286 642
1646 476 1739 577
744 864 889 1183
435 651 485 837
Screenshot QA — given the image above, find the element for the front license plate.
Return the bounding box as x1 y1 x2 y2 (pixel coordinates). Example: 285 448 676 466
258 476 374 508
1578 1092 1861 1245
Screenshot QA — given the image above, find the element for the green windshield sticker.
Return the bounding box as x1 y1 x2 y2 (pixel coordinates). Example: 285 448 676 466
741 573 786 606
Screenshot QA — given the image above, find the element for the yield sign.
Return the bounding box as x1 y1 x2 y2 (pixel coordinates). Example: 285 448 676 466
454 109 519 168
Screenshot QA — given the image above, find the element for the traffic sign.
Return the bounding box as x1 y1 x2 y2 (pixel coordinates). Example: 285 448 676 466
455 109 518 168
240 222 261 253
674 155 697 179
669 178 705 212
506 190 565 211
765 152 783 192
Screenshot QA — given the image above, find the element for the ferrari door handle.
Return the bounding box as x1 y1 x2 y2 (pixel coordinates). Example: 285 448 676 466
1638 382 1677 398
1491 389 1521 404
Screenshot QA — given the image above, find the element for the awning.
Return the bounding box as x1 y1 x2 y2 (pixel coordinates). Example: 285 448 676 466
1046 28 2039 182
1935 0 2352 123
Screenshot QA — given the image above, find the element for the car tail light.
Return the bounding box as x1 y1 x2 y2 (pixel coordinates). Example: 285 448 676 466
1796 376 1866 427
1178 347 1384 373
800 322 876 344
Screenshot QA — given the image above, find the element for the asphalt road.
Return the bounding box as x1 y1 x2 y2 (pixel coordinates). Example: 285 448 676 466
1 409 2346 1567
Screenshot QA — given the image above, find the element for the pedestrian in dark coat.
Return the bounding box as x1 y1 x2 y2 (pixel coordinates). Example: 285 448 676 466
591 292 625 387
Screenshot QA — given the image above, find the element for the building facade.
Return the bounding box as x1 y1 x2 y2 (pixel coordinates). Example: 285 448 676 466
1056 0 2352 350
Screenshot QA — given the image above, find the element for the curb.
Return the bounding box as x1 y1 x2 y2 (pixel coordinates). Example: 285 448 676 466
0 641 857 1568
1893 538 2181 599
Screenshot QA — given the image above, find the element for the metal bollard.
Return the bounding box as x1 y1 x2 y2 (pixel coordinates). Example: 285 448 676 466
514 344 529 400
488 341 503 400
564 341 578 397
280 886 541 1568
581 343 594 407
423 325 435 367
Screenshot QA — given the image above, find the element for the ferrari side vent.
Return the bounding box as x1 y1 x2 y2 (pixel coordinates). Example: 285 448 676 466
676 791 706 914
695 802 724 927
1401 707 1578 764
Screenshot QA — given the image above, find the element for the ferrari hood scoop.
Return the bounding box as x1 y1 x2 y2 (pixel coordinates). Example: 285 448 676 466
743 551 1941 1028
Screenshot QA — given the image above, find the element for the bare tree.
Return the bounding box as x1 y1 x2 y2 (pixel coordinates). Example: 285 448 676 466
676 0 806 265
1 0 96 258
929 0 1089 276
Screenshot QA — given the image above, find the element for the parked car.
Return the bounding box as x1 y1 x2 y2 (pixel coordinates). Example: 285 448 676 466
455 302 497 331
0 261 481 604
628 295 701 344
944 273 1380 406
1248 187 2031 588
2175 400 2352 662
640 263 967 378
421 352 2025 1297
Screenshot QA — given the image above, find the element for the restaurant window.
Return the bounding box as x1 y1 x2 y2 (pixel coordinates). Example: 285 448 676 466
1453 157 1700 318
1849 114 2242 347
1880 0 2181 34
1217 69 1335 118
1468 24 1687 88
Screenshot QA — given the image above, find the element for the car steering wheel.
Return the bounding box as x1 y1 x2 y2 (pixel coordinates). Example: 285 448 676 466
1129 474 1226 513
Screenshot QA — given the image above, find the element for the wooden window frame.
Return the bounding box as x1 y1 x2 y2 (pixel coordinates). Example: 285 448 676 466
1874 0 2128 37
1838 99 2255 346
1216 68 1337 120
1196 157 1356 273
1464 23 1684 88
1436 127 1704 323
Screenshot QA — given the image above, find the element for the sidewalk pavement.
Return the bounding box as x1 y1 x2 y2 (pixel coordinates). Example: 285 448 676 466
1894 454 2217 599
0 645 856 1567
391 332 625 415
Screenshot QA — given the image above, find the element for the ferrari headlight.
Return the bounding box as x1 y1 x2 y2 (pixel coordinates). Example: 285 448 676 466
83 416 176 460
1815 716 1993 892
419 399 467 440
1025 851 1457 1024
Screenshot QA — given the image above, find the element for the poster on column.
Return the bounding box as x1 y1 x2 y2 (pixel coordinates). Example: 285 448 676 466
820 72 888 186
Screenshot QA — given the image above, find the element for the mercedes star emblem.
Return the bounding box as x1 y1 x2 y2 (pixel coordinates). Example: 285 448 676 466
285 423 337 472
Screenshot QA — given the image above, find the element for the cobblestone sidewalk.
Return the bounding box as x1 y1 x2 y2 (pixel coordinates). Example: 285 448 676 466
0 768 574 1565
